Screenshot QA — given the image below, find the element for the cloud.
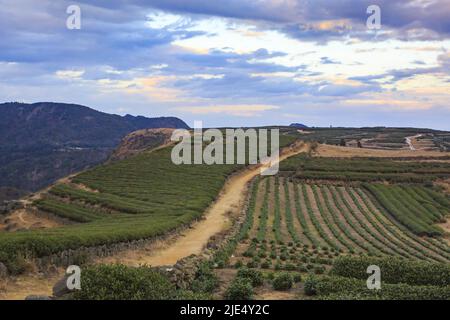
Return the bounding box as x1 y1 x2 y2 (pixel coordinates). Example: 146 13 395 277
344 99 434 110
320 57 341 65
126 0 450 41
174 104 279 117
55 69 85 80
0 1 449 130
350 52 450 85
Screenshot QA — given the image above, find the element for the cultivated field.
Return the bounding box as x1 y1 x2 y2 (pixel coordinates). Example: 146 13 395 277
0 134 296 276
1 129 449 300
212 152 450 300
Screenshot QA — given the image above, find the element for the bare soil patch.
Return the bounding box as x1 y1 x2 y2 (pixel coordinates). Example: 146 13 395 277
0 209 61 232
316 144 450 158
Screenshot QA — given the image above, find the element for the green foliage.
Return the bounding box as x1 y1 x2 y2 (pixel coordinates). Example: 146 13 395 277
313 276 450 300
191 262 219 294
283 179 299 243
73 265 176 300
272 272 293 291
0 146 241 271
237 268 264 287
332 256 450 287
281 155 450 183
365 184 445 237
257 179 270 242
292 273 302 283
304 276 318 296
225 278 254 300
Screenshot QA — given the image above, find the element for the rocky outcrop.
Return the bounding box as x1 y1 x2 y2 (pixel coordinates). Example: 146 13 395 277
109 128 176 161
0 200 24 215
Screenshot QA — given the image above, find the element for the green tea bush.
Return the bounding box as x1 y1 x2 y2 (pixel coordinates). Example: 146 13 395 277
272 272 293 291
74 265 176 300
237 268 264 287
225 278 254 300
304 276 318 296
332 256 450 287
314 276 450 300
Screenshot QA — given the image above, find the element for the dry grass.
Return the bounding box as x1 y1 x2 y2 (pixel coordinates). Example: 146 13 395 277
315 144 450 158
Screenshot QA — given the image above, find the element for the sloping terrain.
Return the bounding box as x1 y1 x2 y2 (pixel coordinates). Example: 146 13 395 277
0 102 188 200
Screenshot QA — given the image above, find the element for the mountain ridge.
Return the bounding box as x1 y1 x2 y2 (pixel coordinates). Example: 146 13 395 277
0 102 189 201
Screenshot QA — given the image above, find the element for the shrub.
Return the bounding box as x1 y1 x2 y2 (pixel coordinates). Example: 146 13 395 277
313 276 450 300
314 265 326 275
293 273 302 283
74 265 176 300
275 261 283 271
285 263 296 271
5 254 34 276
272 272 293 291
225 278 254 300
298 265 308 273
237 268 264 287
332 256 450 287
191 262 219 294
304 276 318 296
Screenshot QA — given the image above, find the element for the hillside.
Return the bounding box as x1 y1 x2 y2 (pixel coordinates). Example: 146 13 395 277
0 129 449 300
0 102 188 200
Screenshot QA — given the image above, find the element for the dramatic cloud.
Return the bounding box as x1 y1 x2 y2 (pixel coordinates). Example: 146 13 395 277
0 0 449 129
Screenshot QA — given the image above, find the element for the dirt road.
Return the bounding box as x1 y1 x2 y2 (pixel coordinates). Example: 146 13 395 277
99 141 308 266
406 134 423 151
0 142 307 299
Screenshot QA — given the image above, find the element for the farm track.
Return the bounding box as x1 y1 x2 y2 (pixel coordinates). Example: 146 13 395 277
0 142 309 300
100 143 308 267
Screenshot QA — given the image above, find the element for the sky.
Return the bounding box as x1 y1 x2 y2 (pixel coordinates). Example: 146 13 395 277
0 0 449 129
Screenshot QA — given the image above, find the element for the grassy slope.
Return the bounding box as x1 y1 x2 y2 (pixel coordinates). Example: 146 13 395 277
0 135 296 272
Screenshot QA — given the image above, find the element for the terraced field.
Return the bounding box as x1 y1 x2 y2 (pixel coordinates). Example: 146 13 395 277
0 134 297 275
219 177 449 271
0 146 241 273
213 153 450 299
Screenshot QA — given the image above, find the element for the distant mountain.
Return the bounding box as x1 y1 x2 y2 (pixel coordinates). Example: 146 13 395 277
290 123 309 129
0 102 188 200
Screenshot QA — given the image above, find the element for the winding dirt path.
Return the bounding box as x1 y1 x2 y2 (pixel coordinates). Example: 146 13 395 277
99 142 308 266
1 142 308 299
